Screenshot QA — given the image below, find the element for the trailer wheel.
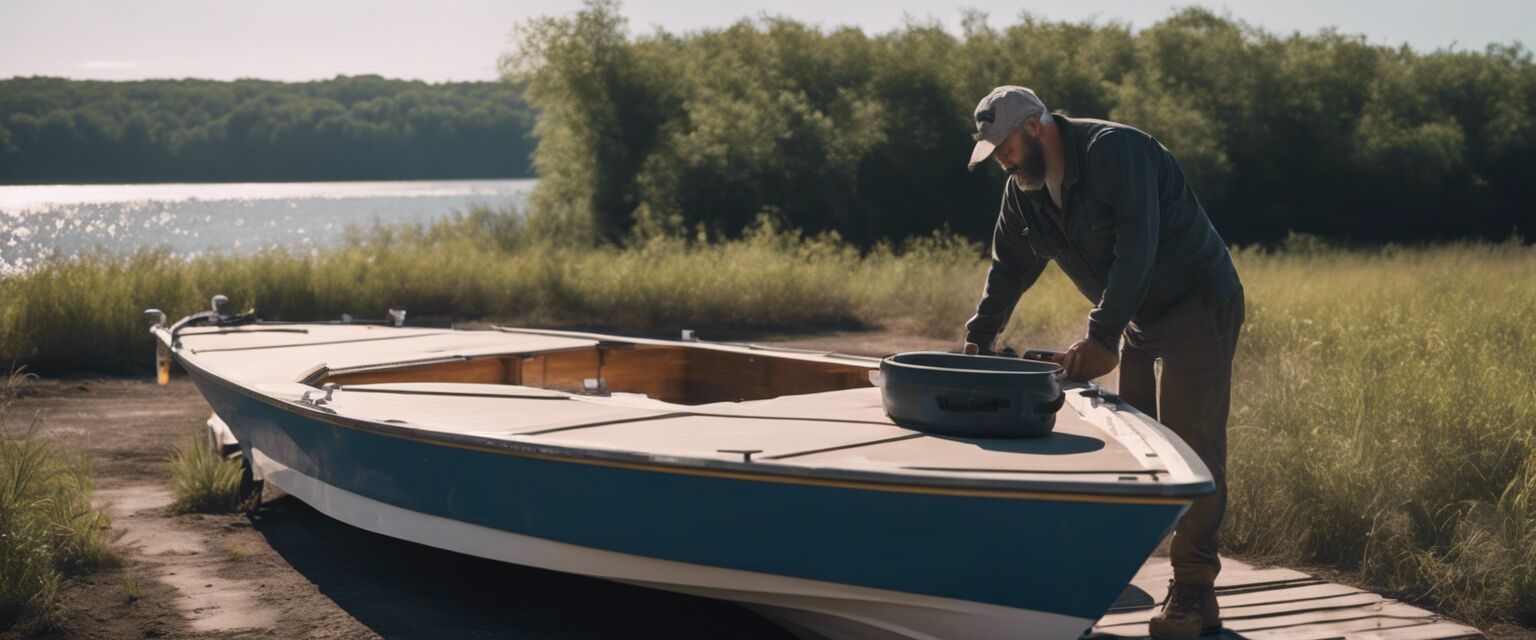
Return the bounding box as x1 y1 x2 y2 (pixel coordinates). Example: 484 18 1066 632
204 415 263 508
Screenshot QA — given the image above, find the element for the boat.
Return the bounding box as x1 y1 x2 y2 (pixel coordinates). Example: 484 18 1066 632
146 300 1213 640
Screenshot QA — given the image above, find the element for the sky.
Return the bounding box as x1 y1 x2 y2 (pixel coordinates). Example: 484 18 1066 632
2 0 1533 83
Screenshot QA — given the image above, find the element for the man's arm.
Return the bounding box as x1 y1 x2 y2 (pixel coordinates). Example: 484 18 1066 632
965 190 1048 351
1085 131 1161 352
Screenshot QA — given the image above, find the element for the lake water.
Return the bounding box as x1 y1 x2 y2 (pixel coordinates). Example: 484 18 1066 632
0 179 537 274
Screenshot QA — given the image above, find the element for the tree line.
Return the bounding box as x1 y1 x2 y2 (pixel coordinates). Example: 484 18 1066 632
507 1 1536 246
0 75 536 183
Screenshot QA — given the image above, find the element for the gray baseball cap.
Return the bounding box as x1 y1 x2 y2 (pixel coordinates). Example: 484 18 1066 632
968 86 1051 170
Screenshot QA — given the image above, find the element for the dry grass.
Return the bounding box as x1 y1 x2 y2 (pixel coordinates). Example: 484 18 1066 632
1217 241 1536 625
0 214 1073 373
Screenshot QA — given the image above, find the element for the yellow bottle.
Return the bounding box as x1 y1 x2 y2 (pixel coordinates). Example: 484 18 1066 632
156 339 171 386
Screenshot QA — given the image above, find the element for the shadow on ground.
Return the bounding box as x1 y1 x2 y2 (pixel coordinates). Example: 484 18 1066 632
250 495 794 640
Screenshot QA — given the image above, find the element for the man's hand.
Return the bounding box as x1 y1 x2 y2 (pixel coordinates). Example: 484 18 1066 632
963 342 980 355
1059 338 1119 381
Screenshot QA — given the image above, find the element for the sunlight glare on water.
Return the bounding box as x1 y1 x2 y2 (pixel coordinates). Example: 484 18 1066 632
0 179 536 274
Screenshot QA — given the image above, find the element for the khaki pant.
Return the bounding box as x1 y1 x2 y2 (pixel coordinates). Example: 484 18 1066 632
1120 283 1245 587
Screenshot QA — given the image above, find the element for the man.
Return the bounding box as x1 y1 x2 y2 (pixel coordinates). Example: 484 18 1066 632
961 86 1244 638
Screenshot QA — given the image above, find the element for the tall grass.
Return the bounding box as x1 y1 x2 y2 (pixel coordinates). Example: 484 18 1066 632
0 209 1085 373
0 211 1533 623
1217 240 1536 624
0 213 992 373
0 369 117 629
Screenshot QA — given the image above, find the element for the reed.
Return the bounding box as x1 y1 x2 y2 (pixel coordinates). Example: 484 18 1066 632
0 216 1072 373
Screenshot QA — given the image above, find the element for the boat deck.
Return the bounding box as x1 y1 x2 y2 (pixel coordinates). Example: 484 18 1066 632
1093 556 1483 639
170 324 1213 497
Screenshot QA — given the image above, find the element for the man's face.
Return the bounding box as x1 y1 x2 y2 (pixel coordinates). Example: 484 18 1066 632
992 125 1047 190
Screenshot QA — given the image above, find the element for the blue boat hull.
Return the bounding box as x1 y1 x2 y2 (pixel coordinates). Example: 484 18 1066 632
187 364 1187 637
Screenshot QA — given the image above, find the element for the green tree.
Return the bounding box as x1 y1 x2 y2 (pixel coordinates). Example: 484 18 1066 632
0 76 537 183
506 4 1534 246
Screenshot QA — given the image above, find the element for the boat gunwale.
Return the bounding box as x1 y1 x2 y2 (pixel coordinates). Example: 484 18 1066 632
159 326 1215 504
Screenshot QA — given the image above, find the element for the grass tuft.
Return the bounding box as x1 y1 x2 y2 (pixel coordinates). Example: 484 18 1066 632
121 576 139 604
0 371 117 630
168 433 249 515
1 367 37 399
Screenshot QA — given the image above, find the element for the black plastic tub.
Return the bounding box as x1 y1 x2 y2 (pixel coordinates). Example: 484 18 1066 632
876 352 1064 438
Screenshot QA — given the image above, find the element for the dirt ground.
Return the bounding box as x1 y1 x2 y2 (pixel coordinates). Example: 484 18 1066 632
2 328 1524 639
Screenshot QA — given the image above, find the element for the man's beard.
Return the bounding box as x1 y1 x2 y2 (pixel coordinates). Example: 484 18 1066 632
1010 133 1048 190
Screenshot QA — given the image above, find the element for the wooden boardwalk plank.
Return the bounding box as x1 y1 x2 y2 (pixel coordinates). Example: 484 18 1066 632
1226 602 1435 631
1217 583 1366 608
1090 556 1483 640
1346 623 1485 640
1221 593 1384 619
1241 619 1447 640
1098 593 1384 629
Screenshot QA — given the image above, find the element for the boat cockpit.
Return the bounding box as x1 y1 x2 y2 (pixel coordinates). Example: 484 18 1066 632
311 342 874 406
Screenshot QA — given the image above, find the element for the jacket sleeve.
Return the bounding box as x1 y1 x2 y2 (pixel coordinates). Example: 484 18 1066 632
965 188 1048 349
1086 131 1160 352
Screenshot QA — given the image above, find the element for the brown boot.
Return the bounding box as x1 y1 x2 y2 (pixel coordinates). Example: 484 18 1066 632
1148 580 1221 638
